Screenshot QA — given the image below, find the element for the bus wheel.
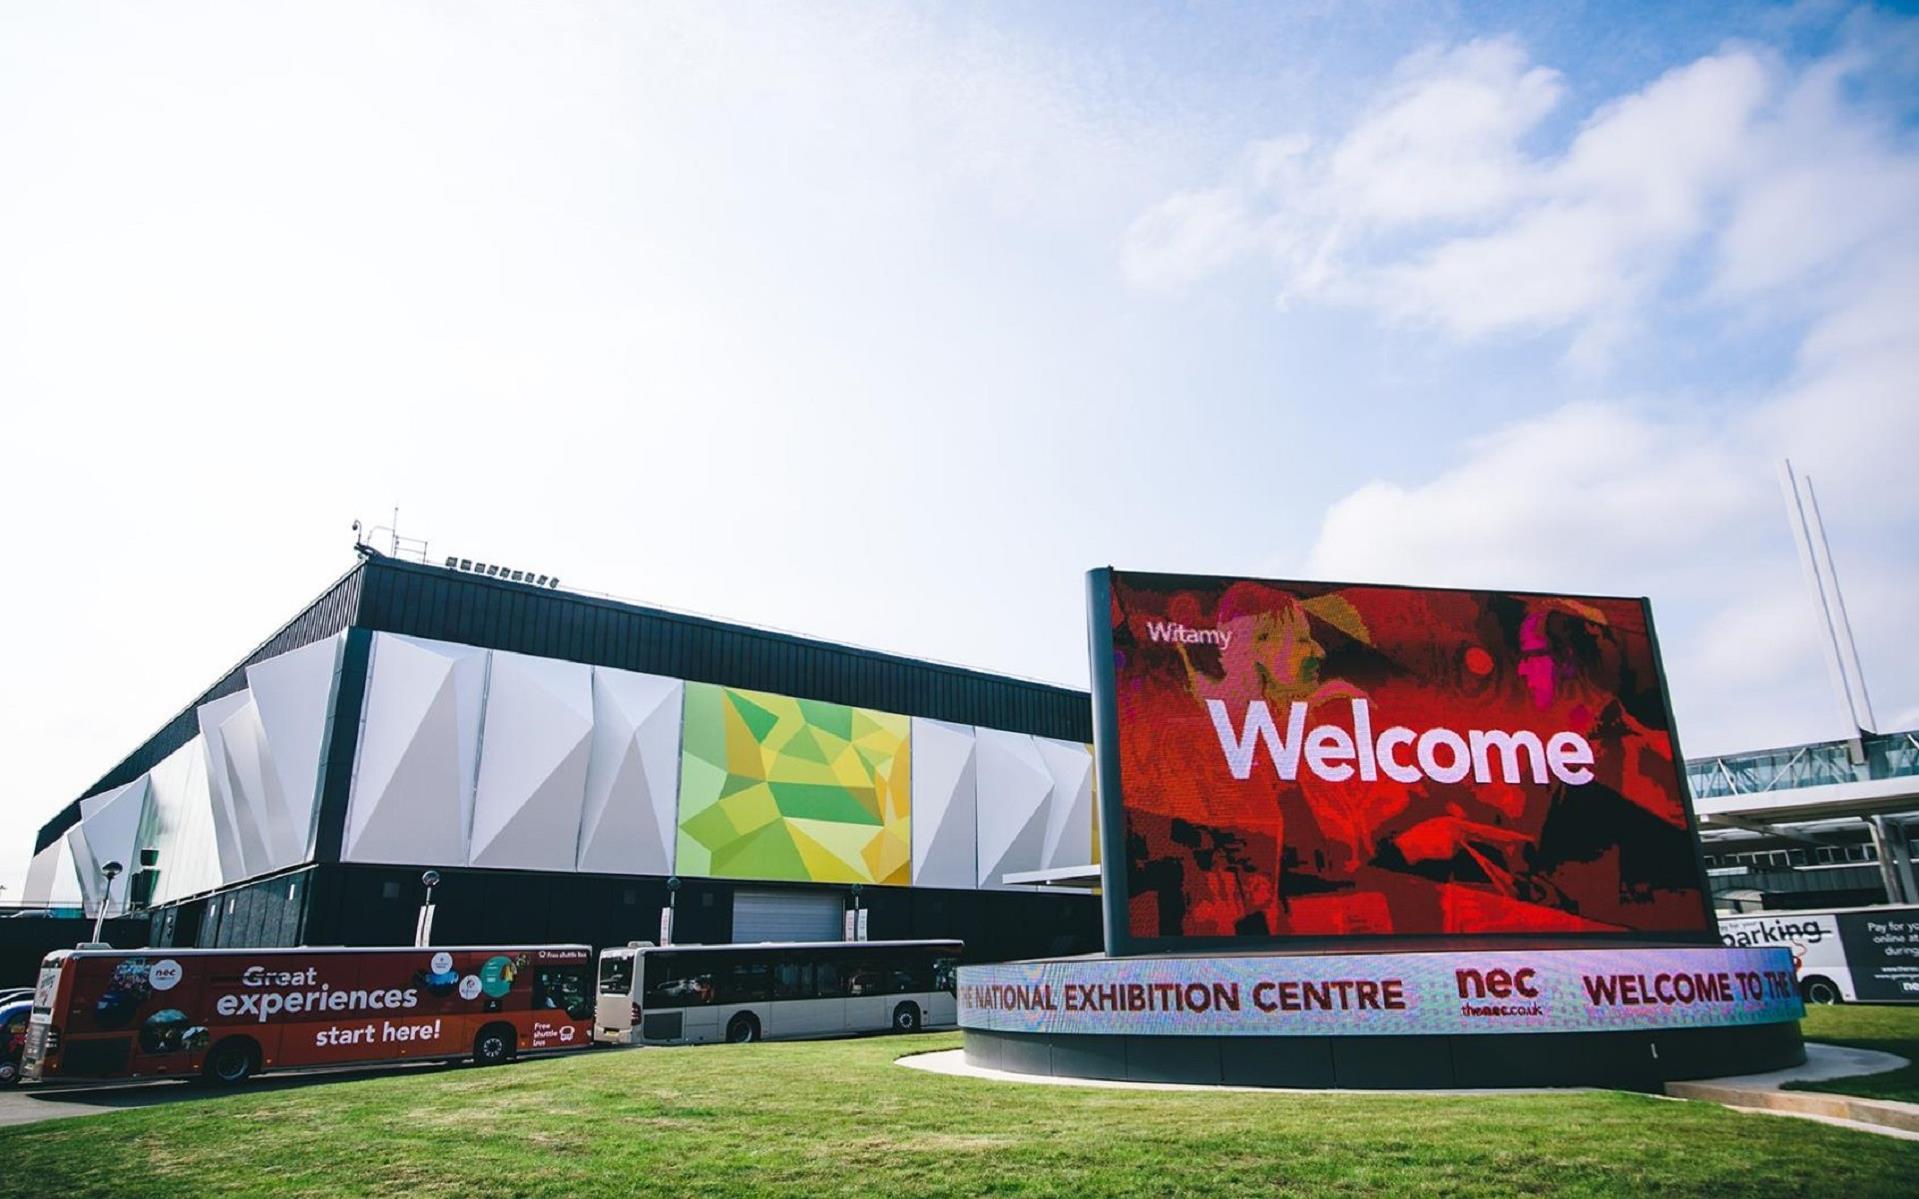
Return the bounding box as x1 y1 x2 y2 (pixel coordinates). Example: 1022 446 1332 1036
891 1002 922 1033
0 1060 18 1087
473 1024 518 1066
203 1038 260 1086
1802 976 1843 1005
726 1013 760 1044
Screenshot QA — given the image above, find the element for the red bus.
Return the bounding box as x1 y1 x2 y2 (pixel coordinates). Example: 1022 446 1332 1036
22 945 596 1085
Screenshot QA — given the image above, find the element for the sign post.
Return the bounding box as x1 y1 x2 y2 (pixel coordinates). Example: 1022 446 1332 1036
414 870 440 948
661 876 681 946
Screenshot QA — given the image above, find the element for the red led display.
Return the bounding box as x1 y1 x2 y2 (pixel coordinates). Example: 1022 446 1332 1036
1099 571 1712 945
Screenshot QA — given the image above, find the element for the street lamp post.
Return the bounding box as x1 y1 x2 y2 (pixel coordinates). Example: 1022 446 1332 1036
91 861 123 945
415 870 441 947
663 876 681 945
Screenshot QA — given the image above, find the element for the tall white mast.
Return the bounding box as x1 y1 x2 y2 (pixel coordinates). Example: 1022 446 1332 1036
1778 459 1877 739
1802 475 1878 733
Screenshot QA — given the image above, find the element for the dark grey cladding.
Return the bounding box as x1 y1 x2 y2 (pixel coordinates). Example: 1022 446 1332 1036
37 551 1094 853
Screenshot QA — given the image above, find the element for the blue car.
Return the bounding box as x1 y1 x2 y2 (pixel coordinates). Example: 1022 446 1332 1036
0 999 30 1086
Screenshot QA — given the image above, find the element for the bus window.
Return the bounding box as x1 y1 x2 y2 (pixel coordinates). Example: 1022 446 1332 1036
599 955 634 997
534 966 593 1020
932 956 959 995
815 960 846 999
847 961 890 997
890 956 932 994
717 960 771 1005
773 960 813 1000
645 956 718 1008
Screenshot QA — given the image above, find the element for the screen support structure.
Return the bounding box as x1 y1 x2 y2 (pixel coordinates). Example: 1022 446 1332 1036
1085 568 1134 956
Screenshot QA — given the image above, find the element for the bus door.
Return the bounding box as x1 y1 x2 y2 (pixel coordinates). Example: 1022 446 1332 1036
928 951 960 1025
527 956 595 1050
20 958 70 1081
842 953 889 1031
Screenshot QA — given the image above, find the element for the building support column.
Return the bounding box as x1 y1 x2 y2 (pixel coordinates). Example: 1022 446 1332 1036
1874 815 1917 906
1865 817 1910 905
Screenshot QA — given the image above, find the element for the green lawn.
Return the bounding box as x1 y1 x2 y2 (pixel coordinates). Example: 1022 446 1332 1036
1792 1004 1919 1104
1 1033 1916 1198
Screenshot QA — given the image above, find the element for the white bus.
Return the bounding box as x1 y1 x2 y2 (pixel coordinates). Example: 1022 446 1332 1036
1719 904 1919 1004
594 940 961 1045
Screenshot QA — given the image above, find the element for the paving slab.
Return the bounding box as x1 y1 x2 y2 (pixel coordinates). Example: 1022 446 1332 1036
1665 1043 1919 1139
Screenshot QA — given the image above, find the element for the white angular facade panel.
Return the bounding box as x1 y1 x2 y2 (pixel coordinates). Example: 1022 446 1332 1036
577 668 683 876
145 734 224 904
65 826 100 914
343 634 487 866
974 729 1053 888
37 835 83 908
910 718 978 889
22 840 61 905
245 633 343 868
196 690 254 883
216 700 278 878
469 651 593 870
1034 737 1094 873
75 777 150 915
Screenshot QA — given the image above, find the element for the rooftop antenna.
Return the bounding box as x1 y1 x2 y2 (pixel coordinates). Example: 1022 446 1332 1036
360 507 430 563
1779 459 1877 750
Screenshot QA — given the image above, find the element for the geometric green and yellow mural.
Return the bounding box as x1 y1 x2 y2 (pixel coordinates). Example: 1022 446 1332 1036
676 683 912 885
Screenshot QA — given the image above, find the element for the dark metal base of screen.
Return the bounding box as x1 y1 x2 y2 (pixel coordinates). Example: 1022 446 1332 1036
961 1021 1805 1092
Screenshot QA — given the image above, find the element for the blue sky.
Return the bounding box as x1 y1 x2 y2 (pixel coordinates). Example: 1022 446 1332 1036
2 1 1915 889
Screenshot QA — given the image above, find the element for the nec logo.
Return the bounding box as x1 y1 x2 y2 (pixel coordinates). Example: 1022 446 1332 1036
1455 967 1539 1000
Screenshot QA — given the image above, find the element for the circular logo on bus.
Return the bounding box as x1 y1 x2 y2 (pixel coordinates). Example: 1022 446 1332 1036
149 960 183 992
479 955 516 998
429 952 454 976
458 975 483 1001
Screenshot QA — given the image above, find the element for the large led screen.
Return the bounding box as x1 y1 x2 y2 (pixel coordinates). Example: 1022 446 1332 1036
1091 569 1714 950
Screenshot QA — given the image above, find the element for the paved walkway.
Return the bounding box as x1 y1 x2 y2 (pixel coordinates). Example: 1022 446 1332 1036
1667 1044 1919 1141
0 1059 459 1128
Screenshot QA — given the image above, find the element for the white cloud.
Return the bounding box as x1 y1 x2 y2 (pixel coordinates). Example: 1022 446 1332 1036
1302 389 1917 755
1305 402 1764 595
1300 237 1919 753
1122 38 1566 296
1279 25 1919 755
1325 38 1563 228
1126 33 1919 367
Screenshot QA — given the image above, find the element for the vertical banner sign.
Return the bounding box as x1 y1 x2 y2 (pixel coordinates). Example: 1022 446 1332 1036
659 905 674 947
856 908 870 942
1087 569 1715 955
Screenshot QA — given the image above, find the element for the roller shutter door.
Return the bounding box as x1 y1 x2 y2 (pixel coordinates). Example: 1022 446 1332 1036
732 889 843 943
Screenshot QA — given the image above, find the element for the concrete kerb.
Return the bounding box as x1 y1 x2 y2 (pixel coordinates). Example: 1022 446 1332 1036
1665 1043 1919 1138
897 1042 1919 1139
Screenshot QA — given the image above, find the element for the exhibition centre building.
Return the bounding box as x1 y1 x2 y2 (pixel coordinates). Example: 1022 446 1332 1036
25 551 1102 960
